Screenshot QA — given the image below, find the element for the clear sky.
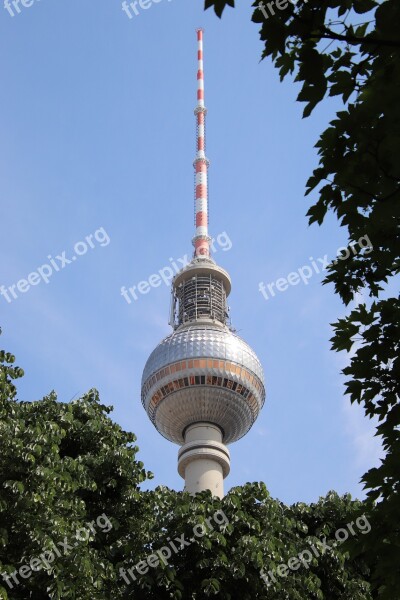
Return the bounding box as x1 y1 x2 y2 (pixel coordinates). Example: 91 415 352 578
0 0 382 504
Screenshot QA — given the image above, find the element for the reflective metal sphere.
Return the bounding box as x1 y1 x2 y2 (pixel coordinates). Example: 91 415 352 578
141 323 266 444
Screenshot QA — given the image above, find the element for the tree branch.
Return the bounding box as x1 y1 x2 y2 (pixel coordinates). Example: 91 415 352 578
320 26 400 48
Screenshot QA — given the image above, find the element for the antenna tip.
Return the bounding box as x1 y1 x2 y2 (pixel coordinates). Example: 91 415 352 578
196 28 204 36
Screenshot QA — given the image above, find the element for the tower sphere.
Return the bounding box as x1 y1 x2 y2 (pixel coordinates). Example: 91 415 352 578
141 300 265 445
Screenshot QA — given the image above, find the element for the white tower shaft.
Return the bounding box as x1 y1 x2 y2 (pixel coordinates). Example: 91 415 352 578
178 423 230 498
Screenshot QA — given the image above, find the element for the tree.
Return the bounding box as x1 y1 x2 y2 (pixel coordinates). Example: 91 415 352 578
203 1 400 596
119 484 372 599
1 340 373 599
0 341 153 599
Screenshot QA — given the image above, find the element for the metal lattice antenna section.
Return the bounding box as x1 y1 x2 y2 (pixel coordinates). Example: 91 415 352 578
193 29 211 258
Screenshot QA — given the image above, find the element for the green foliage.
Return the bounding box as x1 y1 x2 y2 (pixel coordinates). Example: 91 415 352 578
203 0 400 596
333 298 400 597
121 484 372 599
0 343 373 598
204 0 234 18
0 341 153 599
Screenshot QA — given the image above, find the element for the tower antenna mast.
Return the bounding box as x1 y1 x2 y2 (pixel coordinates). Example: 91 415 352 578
193 28 211 259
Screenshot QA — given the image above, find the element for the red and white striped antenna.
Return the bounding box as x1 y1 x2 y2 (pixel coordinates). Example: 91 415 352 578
193 28 211 258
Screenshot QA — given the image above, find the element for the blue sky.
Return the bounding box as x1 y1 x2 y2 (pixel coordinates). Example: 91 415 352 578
0 0 382 504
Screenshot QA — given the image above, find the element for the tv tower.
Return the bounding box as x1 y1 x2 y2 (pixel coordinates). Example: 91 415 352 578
141 30 265 498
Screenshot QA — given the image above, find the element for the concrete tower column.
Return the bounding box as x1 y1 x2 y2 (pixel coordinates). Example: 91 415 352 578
178 423 230 498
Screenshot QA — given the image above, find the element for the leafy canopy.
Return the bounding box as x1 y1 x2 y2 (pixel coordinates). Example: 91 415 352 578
1 342 373 599
203 1 400 597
